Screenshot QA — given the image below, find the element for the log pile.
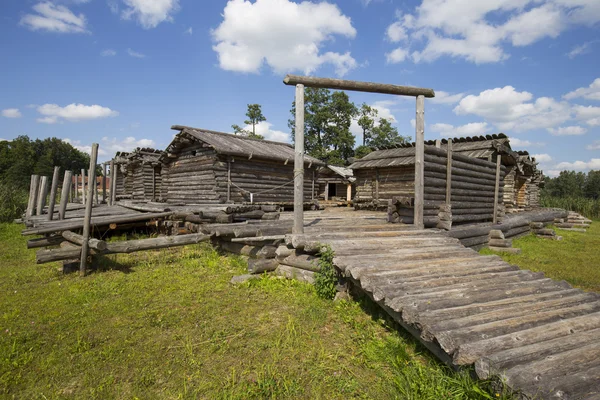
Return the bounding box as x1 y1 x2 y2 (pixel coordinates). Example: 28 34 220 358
487 229 521 254
530 222 562 240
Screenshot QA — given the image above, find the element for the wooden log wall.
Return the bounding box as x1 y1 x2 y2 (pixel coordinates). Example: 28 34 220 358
130 162 159 201
354 166 414 208
318 181 354 201
388 146 506 227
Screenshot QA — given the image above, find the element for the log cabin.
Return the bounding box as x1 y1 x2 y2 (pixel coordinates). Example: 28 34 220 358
111 152 130 200
126 148 162 201
159 125 324 205
316 165 356 202
349 136 508 227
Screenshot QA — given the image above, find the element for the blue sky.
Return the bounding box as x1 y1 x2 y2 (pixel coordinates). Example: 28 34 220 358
0 0 599 176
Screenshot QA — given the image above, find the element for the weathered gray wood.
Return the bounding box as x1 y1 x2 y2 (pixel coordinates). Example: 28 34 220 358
283 75 435 98
414 95 425 229
106 233 210 253
58 180 76 219
27 235 65 249
445 139 452 204
81 168 86 205
281 253 320 272
47 166 61 221
293 83 305 235
80 144 98 276
110 160 116 206
248 258 279 274
275 264 315 283
62 230 107 251
26 175 40 218
493 156 501 224
102 163 107 203
36 176 49 216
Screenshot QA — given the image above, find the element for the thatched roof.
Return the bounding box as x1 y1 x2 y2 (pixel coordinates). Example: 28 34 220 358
166 125 325 167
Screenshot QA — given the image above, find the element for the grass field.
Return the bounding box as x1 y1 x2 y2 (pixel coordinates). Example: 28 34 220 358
0 223 508 400
480 220 600 293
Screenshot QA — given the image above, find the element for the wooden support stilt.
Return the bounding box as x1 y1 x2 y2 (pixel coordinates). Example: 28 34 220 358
493 155 501 224
36 176 49 216
47 166 61 221
81 169 86 205
102 163 107 203
110 160 116 206
293 83 305 235
58 170 72 220
80 144 98 276
414 95 425 230
446 139 453 204
26 175 40 219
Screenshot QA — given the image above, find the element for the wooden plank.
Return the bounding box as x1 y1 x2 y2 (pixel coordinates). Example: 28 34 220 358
414 95 425 229
293 83 304 235
283 74 435 97
445 139 452 204
493 155 501 224
81 168 86 205
47 166 60 221
110 160 116 206
58 170 73 220
36 176 48 216
80 143 98 276
26 175 40 218
102 163 107 203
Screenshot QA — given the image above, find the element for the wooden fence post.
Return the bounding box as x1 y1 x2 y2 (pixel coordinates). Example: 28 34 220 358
36 176 49 216
47 166 61 221
26 175 40 219
81 169 86 205
293 83 305 234
110 161 116 206
446 139 453 204
493 155 501 224
414 95 425 229
58 170 72 220
102 163 107 203
80 143 99 276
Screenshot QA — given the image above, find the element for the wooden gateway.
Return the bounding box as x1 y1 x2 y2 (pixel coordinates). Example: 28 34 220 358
159 126 325 205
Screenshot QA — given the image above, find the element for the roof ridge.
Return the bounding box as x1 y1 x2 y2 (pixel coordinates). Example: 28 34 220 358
171 125 294 149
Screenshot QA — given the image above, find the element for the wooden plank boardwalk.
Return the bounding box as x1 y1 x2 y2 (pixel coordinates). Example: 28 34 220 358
300 217 600 400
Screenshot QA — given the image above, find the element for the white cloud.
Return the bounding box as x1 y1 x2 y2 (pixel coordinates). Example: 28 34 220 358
430 122 490 137
0 138 12 142
554 159 600 172
185 27 192 35
573 105 600 126
454 86 572 132
564 78 600 101
241 121 289 142
587 141 600 151
509 137 545 148
384 1 600 65
548 126 587 136
567 41 595 58
2 108 22 118
37 103 119 123
20 2 88 34
532 153 552 163
120 0 180 29
430 91 465 105
212 0 357 76
101 49 117 57
127 48 146 58
386 47 409 64
66 136 158 159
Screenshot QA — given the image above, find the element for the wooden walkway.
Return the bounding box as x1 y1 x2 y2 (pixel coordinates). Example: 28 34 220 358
300 218 600 400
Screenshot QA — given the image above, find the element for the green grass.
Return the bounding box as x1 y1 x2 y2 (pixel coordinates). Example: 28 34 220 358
0 223 509 399
480 221 600 293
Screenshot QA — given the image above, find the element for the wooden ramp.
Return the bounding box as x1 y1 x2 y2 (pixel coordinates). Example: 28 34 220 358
313 224 600 400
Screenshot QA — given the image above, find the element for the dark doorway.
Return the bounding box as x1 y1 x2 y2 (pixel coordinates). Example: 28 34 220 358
328 183 337 197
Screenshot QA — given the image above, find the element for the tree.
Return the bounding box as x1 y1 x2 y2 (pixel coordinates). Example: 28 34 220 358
544 170 585 198
368 118 409 149
288 88 357 165
357 103 378 146
231 124 249 136
584 170 600 199
244 104 266 139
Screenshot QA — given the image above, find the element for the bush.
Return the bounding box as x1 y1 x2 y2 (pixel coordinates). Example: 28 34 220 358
0 181 28 222
541 195 600 219
314 245 339 300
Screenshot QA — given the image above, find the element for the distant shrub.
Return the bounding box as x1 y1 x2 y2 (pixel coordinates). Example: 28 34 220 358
541 195 600 219
314 245 339 300
0 181 28 222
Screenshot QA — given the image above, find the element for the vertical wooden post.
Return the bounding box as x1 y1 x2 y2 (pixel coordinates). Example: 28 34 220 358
152 165 156 201
80 143 99 276
102 163 107 203
414 95 425 230
26 175 40 219
36 176 49 216
347 183 352 202
110 161 117 205
493 155 501 224
435 139 441 148
445 139 453 204
47 166 61 220
73 174 78 202
227 159 231 202
58 170 72 220
324 182 329 201
312 170 315 200
94 169 99 205
81 169 86 205
293 83 305 234
375 169 380 201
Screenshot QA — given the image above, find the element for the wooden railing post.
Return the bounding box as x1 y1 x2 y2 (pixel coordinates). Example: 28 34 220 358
36 176 49 216
47 166 61 220
80 143 99 276
58 170 72 220
493 155 501 224
293 83 305 234
102 163 107 203
81 169 86 205
110 161 117 206
26 175 40 219
414 95 425 229
446 139 453 204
